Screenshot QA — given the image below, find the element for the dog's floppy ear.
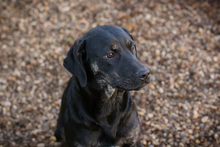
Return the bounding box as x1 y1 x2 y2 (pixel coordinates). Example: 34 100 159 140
63 39 87 87
121 27 134 41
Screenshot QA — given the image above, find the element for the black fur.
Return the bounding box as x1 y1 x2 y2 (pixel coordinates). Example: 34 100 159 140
55 25 150 147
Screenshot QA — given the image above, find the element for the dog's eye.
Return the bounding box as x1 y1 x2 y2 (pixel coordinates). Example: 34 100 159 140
131 45 136 51
106 52 115 58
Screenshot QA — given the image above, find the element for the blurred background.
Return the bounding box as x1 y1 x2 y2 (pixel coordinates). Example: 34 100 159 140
0 0 220 146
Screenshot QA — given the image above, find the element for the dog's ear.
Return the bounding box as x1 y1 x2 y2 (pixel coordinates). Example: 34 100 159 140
121 27 134 41
63 39 87 87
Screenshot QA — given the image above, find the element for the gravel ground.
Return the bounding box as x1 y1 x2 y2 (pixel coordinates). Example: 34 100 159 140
0 0 220 146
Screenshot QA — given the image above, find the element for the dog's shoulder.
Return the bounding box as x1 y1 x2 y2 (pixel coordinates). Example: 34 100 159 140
64 76 82 93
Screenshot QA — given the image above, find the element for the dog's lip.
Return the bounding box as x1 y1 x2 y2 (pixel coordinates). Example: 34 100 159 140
121 81 150 91
115 75 151 91
140 80 150 87
135 77 151 90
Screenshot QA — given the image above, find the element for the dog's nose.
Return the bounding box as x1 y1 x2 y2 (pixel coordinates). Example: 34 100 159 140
137 68 150 80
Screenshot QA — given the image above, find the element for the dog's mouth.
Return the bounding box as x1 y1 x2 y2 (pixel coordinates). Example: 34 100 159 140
134 81 150 91
133 74 151 90
116 75 150 91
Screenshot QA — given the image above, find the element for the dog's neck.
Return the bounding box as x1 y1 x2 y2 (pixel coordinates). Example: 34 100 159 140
79 83 132 137
101 84 116 99
83 83 129 115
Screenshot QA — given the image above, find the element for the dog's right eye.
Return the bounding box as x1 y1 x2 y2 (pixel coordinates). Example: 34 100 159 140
131 45 136 51
106 52 115 58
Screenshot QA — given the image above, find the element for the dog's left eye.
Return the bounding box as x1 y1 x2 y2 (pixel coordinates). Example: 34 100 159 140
131 45 136 51
106 52 115 58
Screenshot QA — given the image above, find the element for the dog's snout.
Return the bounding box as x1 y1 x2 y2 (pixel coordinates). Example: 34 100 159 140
137 68 150 80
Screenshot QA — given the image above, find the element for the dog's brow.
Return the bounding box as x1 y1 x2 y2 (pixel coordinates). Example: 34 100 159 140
112 44 118 50
126 40 132 46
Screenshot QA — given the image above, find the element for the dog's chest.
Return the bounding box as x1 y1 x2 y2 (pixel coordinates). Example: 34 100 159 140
67 114 140 147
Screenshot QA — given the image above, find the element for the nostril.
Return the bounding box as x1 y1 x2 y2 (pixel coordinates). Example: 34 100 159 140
140 74 146 79
138 69 150 79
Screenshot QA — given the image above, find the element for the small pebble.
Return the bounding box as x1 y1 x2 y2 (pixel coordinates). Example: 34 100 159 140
201 116 209 123
37 143 45 147
195 140 200 144
148 113 154 118
50 136 56 141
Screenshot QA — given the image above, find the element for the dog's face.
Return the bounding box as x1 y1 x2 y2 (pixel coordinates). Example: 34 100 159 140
64 25 150 91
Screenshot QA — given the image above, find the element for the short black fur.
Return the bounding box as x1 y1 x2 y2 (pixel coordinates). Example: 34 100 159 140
55 25 150 147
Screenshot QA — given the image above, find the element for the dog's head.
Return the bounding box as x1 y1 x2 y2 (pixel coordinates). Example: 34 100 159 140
64 25 150 91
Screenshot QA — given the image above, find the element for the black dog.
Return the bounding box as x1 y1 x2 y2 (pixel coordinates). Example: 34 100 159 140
55 25 150 147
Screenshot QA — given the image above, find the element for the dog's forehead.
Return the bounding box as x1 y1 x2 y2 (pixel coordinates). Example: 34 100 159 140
85 26 132 51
